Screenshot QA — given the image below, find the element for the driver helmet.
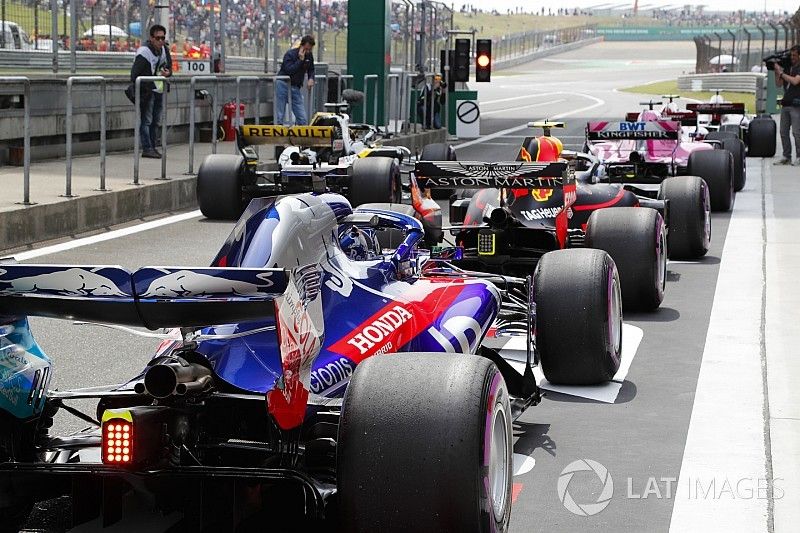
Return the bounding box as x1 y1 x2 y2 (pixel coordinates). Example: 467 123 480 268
339 226 381 261
520 135 563 162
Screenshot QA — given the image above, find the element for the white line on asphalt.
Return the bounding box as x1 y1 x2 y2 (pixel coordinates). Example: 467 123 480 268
481 91 563 106
12 210 203 261
503 323 643 404
481 99 566 116
669 161 769 532
453 92 605 150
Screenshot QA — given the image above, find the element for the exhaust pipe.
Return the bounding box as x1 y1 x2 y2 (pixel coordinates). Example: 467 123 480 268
134 356 213 398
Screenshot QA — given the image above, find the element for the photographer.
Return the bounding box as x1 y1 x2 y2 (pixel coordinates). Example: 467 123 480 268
130 25 172 159
774 46 800 165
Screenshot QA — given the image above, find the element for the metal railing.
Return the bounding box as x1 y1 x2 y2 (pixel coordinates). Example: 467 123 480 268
2 77 32 205
363 75 379 127
65 76 107 197
133 76 168 185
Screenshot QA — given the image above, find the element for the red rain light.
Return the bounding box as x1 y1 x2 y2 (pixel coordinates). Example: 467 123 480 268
102 420 133 465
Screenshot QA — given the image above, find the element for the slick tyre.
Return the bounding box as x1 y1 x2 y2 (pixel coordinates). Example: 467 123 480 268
659 175 711 259
747 117 777 157
585 207 666 311
534 248 623 385
420 143 457 200
349 157 401 207
196 154 245 220
687 149 733 212
339 353 512 533
707 133 746 191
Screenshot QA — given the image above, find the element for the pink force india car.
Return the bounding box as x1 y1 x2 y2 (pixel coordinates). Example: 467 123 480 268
582 116 735 259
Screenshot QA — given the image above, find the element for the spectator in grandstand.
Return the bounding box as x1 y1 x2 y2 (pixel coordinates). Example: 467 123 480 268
130 24 172 159
275 35 316 126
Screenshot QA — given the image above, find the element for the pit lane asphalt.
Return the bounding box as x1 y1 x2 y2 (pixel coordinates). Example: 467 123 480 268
15 41 737 532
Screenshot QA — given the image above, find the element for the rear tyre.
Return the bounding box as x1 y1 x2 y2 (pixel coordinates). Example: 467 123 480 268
585 207 666 311
659 176 711 259
687 149 733 212
348 157 401 207
747 117 777 157
339 353 512 532
420 143 457 200
196 154 245 220
534 248 623 385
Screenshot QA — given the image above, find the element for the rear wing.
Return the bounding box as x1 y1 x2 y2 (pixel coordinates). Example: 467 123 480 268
686 102 745 114
586 120 681 141
0 265 288 329
238 125 336 147
414 161 570 189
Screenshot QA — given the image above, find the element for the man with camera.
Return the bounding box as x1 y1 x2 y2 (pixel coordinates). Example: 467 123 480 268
130 24 172 159
774 46 800 165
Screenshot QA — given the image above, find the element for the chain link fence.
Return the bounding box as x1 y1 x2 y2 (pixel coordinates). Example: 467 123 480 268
693 19 800 74
494 24 597 63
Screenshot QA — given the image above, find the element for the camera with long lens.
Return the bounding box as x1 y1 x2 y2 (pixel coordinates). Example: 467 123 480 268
764 49 791 71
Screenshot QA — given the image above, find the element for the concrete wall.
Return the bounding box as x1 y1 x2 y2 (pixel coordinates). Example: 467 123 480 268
0 77 276 163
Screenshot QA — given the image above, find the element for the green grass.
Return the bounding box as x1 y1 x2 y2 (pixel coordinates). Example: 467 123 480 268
451 13 663 38
5 1 71 36
620 80 756 113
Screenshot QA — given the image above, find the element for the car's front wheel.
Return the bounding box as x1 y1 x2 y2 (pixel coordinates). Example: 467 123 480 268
196 154 245 220
338 352 512 532
348 157 401 207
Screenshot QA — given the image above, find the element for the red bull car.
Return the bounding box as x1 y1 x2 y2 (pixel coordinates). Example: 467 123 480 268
0 192 623 531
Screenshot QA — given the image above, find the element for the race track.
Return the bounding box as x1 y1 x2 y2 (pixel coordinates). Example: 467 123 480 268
11 41 793 532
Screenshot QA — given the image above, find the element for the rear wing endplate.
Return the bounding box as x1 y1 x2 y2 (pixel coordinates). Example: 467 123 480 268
0 265 288 329
414 161 569 189
686 103 745 114
586 120 681 141
239 125 335 147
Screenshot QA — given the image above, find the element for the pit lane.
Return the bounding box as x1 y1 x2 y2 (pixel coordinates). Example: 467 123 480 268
17 41 749 532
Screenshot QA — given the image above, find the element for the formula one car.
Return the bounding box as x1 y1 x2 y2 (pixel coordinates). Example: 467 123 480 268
659 92 777 159
196 105 413 220
0 192 623 532
421 123 667 311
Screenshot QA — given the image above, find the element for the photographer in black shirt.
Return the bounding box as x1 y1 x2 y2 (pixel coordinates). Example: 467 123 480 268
774 46 800 165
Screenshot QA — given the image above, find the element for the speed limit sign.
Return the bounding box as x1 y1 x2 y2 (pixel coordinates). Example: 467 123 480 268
179 59 210 75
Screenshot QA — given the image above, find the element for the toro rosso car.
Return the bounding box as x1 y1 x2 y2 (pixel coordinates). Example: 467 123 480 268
0 193 623 532
196 104 417 221
432 123 667 311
